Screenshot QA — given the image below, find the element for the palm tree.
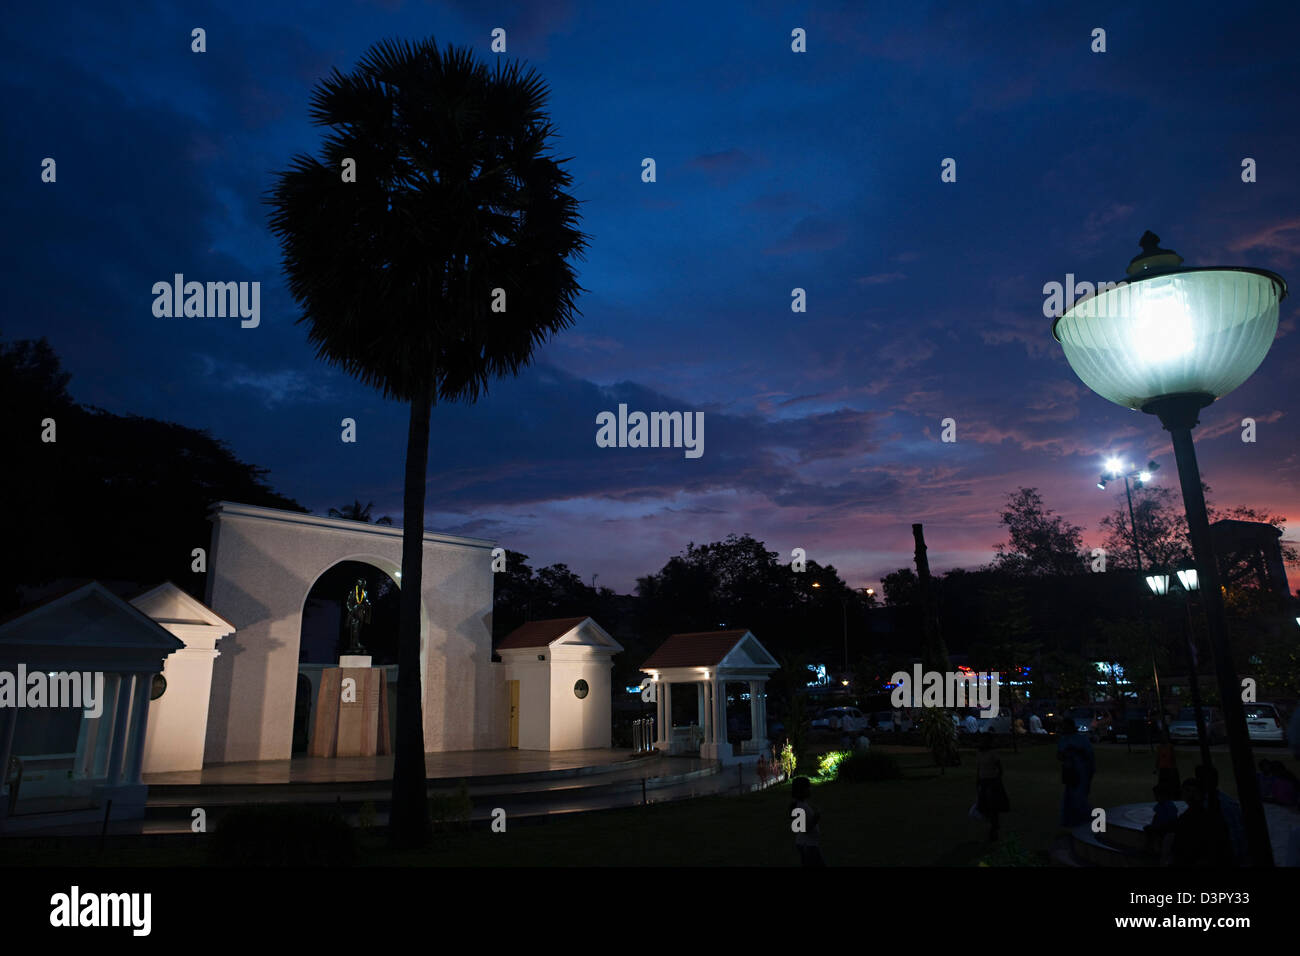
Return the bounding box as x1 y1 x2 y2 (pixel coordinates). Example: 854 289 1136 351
267 37 586 846
329 499 378 522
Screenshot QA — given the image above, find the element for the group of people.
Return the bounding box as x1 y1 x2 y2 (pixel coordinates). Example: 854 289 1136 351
1143 766 1247 866
786 705 1300 866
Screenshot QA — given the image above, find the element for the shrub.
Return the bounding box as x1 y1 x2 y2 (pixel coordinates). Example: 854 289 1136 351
817 750 850 780
779 740 797 778
918 708 961 768
358 801 377 829
209 804 358 866
837 749 902 783
428 780 472 832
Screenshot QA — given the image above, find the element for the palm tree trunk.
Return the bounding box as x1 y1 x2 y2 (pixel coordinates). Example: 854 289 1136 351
390 383 434 847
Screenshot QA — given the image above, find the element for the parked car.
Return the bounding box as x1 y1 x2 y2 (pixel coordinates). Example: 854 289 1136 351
811 706 870 733
1111 709 1157 743
1066 706 1114 739
868 711 912 734
976 712 1012 734
1169 706 1226 744
1244 703 1286 743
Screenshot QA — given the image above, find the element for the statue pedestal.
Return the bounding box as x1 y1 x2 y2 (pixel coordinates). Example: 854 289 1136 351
309 666 390 757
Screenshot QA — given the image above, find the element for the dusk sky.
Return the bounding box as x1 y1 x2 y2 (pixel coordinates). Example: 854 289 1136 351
5 0 1298 593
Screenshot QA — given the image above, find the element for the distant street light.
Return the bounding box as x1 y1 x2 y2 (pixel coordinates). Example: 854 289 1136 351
811 581 873 682
1100 458 1165 746
1055 231 1287 865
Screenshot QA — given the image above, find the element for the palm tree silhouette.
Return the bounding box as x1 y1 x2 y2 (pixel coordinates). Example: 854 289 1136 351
267 37 586 846
328 499 393 525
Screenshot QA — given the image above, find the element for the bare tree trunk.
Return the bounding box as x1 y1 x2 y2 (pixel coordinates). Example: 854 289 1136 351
912 523 952 673
390 385 434 847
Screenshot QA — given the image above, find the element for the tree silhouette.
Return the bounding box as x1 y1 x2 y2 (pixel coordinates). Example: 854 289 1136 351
328 499 392 525
267 37 586 847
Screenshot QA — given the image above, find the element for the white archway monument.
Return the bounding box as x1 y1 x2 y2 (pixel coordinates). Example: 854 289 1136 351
641 629 779 764
203 502 501 764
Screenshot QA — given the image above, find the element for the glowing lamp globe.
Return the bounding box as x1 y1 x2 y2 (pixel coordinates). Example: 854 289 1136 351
1053 233 1286 412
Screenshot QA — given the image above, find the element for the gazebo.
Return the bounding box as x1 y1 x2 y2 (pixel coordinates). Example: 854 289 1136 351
641 629 779 763
0 582 185 828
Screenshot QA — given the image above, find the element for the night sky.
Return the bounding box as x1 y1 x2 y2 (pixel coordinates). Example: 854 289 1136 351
5 0 1298 593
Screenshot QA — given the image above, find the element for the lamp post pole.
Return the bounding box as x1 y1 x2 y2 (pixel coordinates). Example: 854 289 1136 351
1102 460 1166 748
1181 585 1214 774
1147 394 1272 866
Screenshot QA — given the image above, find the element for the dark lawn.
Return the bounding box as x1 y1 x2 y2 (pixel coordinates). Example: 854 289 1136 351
3 740 1293 866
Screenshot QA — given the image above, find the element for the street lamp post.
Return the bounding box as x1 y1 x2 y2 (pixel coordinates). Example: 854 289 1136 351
1100 458 1165 750
813 582 874 682
1055 231 1286 866
1147 570 1214 773
1176 568 1215 774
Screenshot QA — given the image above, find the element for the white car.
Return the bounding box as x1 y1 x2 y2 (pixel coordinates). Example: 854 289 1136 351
811 707 870 733
1244 703 1286 743
976 713 1012 734
869 711 913 734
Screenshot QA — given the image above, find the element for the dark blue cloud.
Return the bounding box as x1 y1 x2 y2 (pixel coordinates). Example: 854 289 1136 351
4 0 1298 591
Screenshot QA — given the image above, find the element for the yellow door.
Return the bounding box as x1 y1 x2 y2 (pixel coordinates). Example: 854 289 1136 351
508 680 520 748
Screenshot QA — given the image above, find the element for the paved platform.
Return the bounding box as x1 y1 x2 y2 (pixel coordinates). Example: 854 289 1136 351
1069 800 1300 866
143 748 642 787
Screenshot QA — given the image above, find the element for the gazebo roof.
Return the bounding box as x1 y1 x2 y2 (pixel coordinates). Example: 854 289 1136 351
641 629 778 673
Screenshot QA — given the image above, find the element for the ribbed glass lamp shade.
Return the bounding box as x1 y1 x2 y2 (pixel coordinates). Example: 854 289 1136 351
1054 270 1284 410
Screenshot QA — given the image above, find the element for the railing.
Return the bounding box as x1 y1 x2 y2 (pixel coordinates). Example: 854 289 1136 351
631 717 655 753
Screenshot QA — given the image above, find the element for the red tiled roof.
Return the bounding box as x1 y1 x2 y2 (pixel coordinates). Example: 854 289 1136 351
497 616 590 649
641 630 751 669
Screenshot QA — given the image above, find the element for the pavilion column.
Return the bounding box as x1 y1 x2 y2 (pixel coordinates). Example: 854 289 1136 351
663 681 673 751
0 702 17 819
702 681 712 743
654 679 665 749
91 674 124 778
696 684 706 741
748 680 763 749
715 679 727 750
105 673 134 786
125 672 153 785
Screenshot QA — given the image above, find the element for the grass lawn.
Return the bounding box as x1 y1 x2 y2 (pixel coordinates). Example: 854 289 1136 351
10 739 1290 866
380 739 1249 866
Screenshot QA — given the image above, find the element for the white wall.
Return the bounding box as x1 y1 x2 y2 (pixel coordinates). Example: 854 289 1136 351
203 504 502 764
502 658 551 750
547 658 612 749
142 626 220 773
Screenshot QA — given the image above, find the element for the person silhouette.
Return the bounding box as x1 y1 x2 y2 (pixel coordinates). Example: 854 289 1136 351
789 776 825 866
